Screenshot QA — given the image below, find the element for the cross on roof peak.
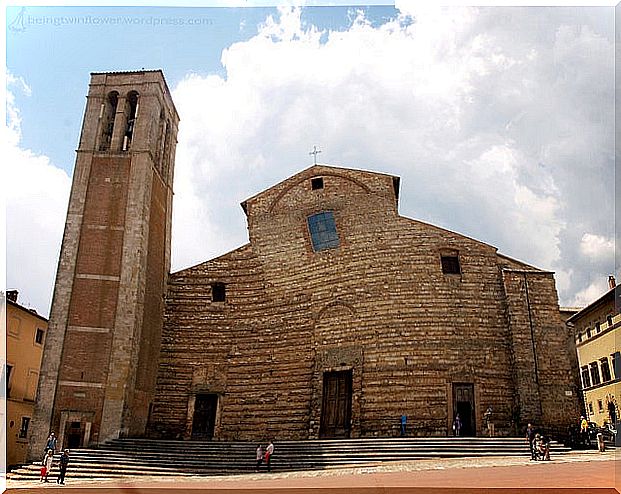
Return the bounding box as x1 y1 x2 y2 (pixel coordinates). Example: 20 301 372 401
309 145 322 165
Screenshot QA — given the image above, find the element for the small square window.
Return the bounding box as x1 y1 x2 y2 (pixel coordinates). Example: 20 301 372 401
311 177 324 190
441 255 461 275
211 282 226 302
35 328 45 345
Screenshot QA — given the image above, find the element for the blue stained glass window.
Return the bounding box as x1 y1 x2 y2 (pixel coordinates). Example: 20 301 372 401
307 211 340 252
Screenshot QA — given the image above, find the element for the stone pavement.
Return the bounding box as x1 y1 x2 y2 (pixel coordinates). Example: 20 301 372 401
5 449 618 493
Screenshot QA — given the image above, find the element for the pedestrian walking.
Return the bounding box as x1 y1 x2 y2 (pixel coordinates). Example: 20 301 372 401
579 416 590 445
484 406 494 437
40 450 54 482
57 449 70 484
533 433 542 460
45 432 57 454
255 444 263 471
597 432 606 452
540 433 551 460
453 414 462 437
525 423 537 460
400 414 407 437
265 441 274 472
580 416 588 433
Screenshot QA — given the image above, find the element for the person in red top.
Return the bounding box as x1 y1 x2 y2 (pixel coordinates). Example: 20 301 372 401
40 450 54 482
264 441 274 472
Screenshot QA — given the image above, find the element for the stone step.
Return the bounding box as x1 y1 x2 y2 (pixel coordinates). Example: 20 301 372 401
72 445 540 461
7 437 575 481
34 449 550 466
99 439 554 451
105 437 536 445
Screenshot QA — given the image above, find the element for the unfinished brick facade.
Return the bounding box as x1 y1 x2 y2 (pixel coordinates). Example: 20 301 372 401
148 165 580 440
29 71 179 458
33 71 580 451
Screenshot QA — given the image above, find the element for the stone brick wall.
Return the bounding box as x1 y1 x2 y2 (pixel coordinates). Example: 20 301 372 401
149 165 579 440
502 268 580 434
50 154 130 447
126 170 169 435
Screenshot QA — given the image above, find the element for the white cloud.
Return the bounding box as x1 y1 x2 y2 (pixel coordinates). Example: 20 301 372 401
5 6 613 311
4 73 71 317
572 278 611 307
579 233 614 261
170 5 613 311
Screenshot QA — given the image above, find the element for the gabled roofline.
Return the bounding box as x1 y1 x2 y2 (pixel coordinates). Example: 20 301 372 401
171 243 252 276
400 216 497 251
496 253 543 272
6 299 49 323
239 164 400 216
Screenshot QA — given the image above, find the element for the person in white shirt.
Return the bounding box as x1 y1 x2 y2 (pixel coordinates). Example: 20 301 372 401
265 441 274 472
40 450 54 482
255 444 263 471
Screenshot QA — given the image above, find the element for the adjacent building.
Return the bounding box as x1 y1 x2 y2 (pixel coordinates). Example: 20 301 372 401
6 290 47 467
568 276 621 427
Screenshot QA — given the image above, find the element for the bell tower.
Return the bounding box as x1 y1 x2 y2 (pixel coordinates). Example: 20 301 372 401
30 70 179 456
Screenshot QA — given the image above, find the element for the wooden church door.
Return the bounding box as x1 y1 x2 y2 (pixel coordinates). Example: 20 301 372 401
320 370 353 438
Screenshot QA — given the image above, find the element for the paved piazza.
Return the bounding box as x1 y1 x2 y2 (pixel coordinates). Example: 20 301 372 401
6 450 619 493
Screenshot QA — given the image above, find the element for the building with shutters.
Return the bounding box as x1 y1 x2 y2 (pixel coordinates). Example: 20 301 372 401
5 290 48 467
568 276 621 428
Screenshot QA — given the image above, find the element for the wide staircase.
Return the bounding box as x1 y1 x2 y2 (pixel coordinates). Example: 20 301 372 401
8 437 570 481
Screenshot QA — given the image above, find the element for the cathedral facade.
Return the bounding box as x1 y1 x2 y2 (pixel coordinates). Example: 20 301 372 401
148 165 580 441
31 71 579 456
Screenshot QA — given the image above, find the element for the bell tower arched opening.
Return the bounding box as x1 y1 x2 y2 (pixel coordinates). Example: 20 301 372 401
122 90 139 151
98 91 118 151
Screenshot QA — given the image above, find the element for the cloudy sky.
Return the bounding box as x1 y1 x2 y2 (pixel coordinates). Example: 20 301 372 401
4 3 615 317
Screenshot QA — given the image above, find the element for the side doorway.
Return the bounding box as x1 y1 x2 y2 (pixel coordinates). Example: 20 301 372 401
453 383 476 436
320 370 353 438
64 421 85 449
191 393 218 440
